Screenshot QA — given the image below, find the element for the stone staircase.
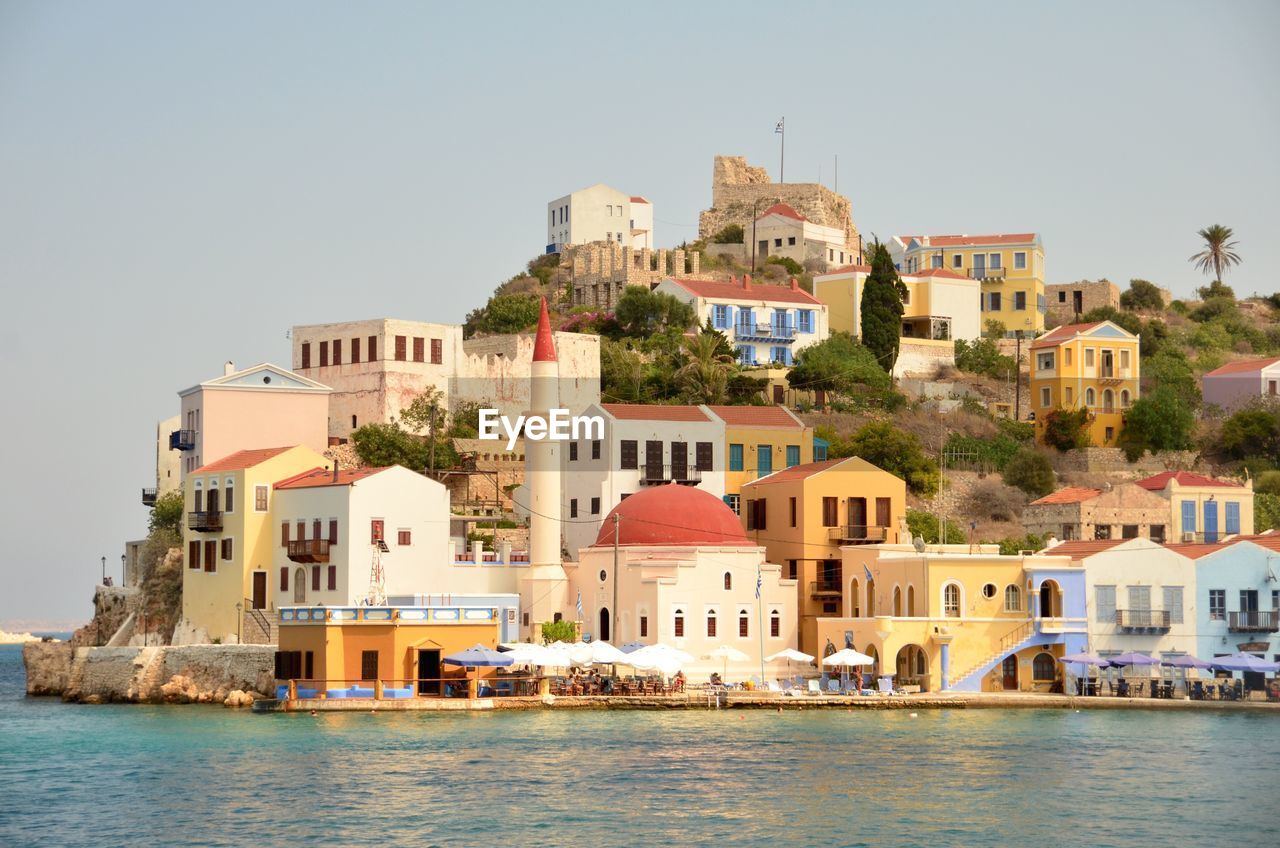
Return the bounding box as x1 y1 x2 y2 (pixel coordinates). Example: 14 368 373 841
948 619 1037 692
241 604 278 645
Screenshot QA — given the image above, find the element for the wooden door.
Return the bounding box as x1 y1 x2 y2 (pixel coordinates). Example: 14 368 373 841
645 440 663 482
847 497 868 537
251 572 267 609
417 649 441 696
670 442 688 481
1002 656 1018 690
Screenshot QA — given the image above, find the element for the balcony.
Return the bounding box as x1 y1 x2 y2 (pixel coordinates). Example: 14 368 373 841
169 429 196 451
969 267 1006 280
734 323 796 343
1228 610 1279 633
1116 609 1171 631
827 525 890 544
809 579 842 598
141 488 158 507
188 510 222 532
639 464 703 486
287 539 331 563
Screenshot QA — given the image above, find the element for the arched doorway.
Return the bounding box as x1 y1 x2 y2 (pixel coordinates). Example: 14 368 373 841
599 607 611 642
907 585 916 616
866 578 876 616
293 568 305 604
895 644 929 691
1001 655 1019 690
849 578 860 617
864 644 880 679
892 586 902 616
1039 579 1062 618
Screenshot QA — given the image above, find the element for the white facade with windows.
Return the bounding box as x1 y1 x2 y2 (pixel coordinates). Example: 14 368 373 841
546 183 653 252
653 276 828 368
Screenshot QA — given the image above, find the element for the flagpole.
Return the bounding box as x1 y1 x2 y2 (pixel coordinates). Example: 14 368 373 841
756 563 765 687
777 117 785 183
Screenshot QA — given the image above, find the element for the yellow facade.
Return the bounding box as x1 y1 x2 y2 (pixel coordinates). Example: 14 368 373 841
901 235 1045 334
739 457 907 654
707 405 813 505
1029 321 1141 448
812 544 1082 693
277 606 502 692
181 445 329 643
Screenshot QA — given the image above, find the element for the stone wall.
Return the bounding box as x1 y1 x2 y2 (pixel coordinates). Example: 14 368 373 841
23 641 276 704
894 341 955 379
1044 279 1120 324
1053 448 1201 476
699 156 860 253
565 241 720 308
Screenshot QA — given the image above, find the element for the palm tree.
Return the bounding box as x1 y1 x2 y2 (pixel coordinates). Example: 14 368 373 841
1189 224 1241 283
675 331 735 404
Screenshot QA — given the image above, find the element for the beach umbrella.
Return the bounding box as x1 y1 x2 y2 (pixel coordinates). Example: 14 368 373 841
705 645 750 681
628 644 694 677
503 643 559 667
1059 653 1112 694
1160 655 1212 669
584 640 629 665
442 644 513 667
822 648 875 668
766 648 816 686
1108 651 1158 666
620 641 647 654
1211 653 1280 673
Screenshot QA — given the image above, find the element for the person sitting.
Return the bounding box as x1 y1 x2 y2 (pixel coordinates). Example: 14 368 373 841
672 670 686 693
710 672 723 687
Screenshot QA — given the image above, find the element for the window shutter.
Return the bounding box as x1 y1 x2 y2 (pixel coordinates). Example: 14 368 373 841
368 336 377 361
327 565 336 591
313 519 321 541
281 522 290 547
328 520 338 545
351 337 360 363
332 339 342 365
301 343 311 369
280 567 289 591
189 540 200 570
221 538 231 560
312 566 320 591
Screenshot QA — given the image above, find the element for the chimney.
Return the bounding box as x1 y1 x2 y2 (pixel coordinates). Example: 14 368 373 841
743 274 751 289
729 275 738 286
224 361 235 376
332 462 339 483
790 277 799 291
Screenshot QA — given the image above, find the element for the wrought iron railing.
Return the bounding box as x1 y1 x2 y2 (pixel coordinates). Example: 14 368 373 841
1228 610 1279 632
1116 609 1171 629
187 510 222 531
287 539 331 562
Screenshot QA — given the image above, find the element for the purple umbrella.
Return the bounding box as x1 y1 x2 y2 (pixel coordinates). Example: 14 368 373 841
1211 653 1280 673
1160 654 1213 669
1108 651 1158 666
1059 652 1112 666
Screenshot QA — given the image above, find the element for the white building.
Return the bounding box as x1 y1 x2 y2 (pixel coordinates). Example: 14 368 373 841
546 184 653 253
750 202 853 271
291 319 600 440
270 465 452 608
549 403 727 561
653 275 828 368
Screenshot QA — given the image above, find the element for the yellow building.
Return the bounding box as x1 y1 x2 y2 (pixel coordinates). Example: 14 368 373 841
813 264 982 342
1029 320 1141 448
704 405 812 509
276 604 503 699
180 445 329 644
1135 471 1254 543
812 543 1088 692
896 233 1046 334
739 457 907 654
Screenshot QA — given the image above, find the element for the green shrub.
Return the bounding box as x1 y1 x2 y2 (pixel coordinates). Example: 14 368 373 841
541 619 577 643
1119 279 1165 311
1256 493 1280 532
1168 300 1189 315
1118 386 1196 461
765 255 804 276
994 534 1047 556
1220 404 1280 461
953 337 1017 380
945 432 1022 472
906 509 966 544
1041 407 1092 451
847 422 939 496
1003 449 1056 497
712 224 744 244
148 490 185 536
1255 470 1280 496
1196 280 1235 300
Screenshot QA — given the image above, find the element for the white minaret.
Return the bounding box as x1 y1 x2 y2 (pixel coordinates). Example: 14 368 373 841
520 298 568 637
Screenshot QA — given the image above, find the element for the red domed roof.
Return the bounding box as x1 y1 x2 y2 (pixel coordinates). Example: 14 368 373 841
592 484 752 547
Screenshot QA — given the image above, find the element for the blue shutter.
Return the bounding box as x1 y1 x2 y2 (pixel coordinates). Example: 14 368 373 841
1181 501 1196 534
1225 502 1240 535
1203 502 1218 543
786 445 800 467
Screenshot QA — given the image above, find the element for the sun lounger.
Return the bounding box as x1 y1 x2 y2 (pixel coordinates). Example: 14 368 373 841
807 679 822 695
877 678 894 695
767 679 784 692
826 678 841 693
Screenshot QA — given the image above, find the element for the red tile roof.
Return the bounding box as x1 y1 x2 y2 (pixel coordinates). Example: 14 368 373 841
274 466 390 490
705 405 804 429
1029 322 1104 349
1161 542 1230 559
816 265 871 277
1042 539 1125 558
192 447 295 475
629 196 649 204
1135 471 1243 491
602 404 711 422
1204 356 1280 377
664 277 822 305
910 233 1037 247
744 458 850 484
1031 486 1102 506
757 202 806 221
907 268 971 280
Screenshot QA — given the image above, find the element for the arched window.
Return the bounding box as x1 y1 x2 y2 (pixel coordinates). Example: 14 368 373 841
599 607 611 642
1120 389 1131 408
893 586 902 616
866 578 876 617
943 583 961 618
673 608 684 638
738 609 749 638
224 477 235 513
850 578 860 617
293 567 306 604
1085 388 1095 407
1103 389 1114 412
1004 584 1022 612
706 609 717 638
207 478 219 513
915 650 926 675
193 480 203 512
1032 652 1056 681
724 572 732 591
769 608 780 638
907 585 916 616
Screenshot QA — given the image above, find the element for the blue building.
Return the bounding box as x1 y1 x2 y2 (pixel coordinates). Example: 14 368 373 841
1191 539 1280 688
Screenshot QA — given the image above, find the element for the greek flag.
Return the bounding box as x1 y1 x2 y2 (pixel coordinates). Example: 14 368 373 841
575 590 583 618
775 117 784 134
755 567 762 600
864 564 873 584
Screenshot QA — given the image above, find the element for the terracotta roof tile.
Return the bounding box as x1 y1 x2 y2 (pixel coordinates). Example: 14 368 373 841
757 202 806 221
815 265 871 278
744 457 851 484
629 196 649 204
664 277 822 306
1204 356 1280 376
192 447 295 475
1029 322 1105 349
910 233 1038 247
705 405 805 429
274 466 390 490
907 268 972 280
1135 471 1243 491
1031 486 1103 506
1161 542 1230 559
1042 539 1125 558
602 404 711 422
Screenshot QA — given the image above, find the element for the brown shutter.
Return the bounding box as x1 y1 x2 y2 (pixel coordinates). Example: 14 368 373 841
194 488 203 513
319 341 328 367
301 343 311 369
281 522 290 546
204 540 217 572
189 540 200 570
328 520 338 544
394 336 406 361
312 519 321 541
280 567 289 591
221 538 231 560
620 440 637 469
296 520 305 541
413 337 424 362
327 565 336 591
430 338 442 364
696 442 713 471
332 339 342 365
311 566 320 591
351 337 361 363
224 486 233 513
368 336 377 361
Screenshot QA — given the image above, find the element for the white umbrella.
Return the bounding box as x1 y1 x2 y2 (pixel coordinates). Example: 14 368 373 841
584 640 629 665
504 643 559 667
705 644 751 681
628 643 694 676
822 648 875 667
567 641 595 666
765 648 815 686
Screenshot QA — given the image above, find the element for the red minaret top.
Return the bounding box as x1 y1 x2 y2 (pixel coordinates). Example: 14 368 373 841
532 296 557 362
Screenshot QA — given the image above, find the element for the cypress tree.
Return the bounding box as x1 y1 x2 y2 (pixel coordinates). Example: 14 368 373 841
859 241 906 373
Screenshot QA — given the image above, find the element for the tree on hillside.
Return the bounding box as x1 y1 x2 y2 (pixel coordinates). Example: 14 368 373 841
845 421 940 496
675 329 735 405
1189 224 1241 285
464 293 542 337
148 490 185 536
953 337 1017 380
613 287 696 338
1002 449 1056 498
1220 403 1280 462
600 338 648 403
786 331 890 397
712 224 744 244
400 388 460 471
1118 387 1196 462
859 241 906 373
350 422 431 470
1081 305 1142 335
1041 407 1092 452
1119 279 1165 311
1142 350 1200 407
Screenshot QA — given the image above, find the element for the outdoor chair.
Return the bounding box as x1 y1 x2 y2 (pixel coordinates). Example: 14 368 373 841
767 679 783 693
1134 682 1145 697
877 678 894 695
807 679 822 695
826 678 841 693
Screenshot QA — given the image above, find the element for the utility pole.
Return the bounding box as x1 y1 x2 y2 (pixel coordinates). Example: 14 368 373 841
775 117 785 183
429 400 438 474
1014 331 1023 421
756 562 765 686
612 513 620 643
750 198 760 273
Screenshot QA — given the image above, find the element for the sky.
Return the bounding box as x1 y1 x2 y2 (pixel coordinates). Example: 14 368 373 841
1 1 1277 627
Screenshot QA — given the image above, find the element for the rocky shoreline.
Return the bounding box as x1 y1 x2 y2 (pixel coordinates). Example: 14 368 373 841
22 641 274 706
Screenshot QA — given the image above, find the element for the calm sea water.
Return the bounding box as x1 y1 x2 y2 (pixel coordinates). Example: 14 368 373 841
1 644 1277 847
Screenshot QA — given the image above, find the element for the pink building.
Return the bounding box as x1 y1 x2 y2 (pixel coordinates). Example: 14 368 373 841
1202 356 1280 411
175 362 332 481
